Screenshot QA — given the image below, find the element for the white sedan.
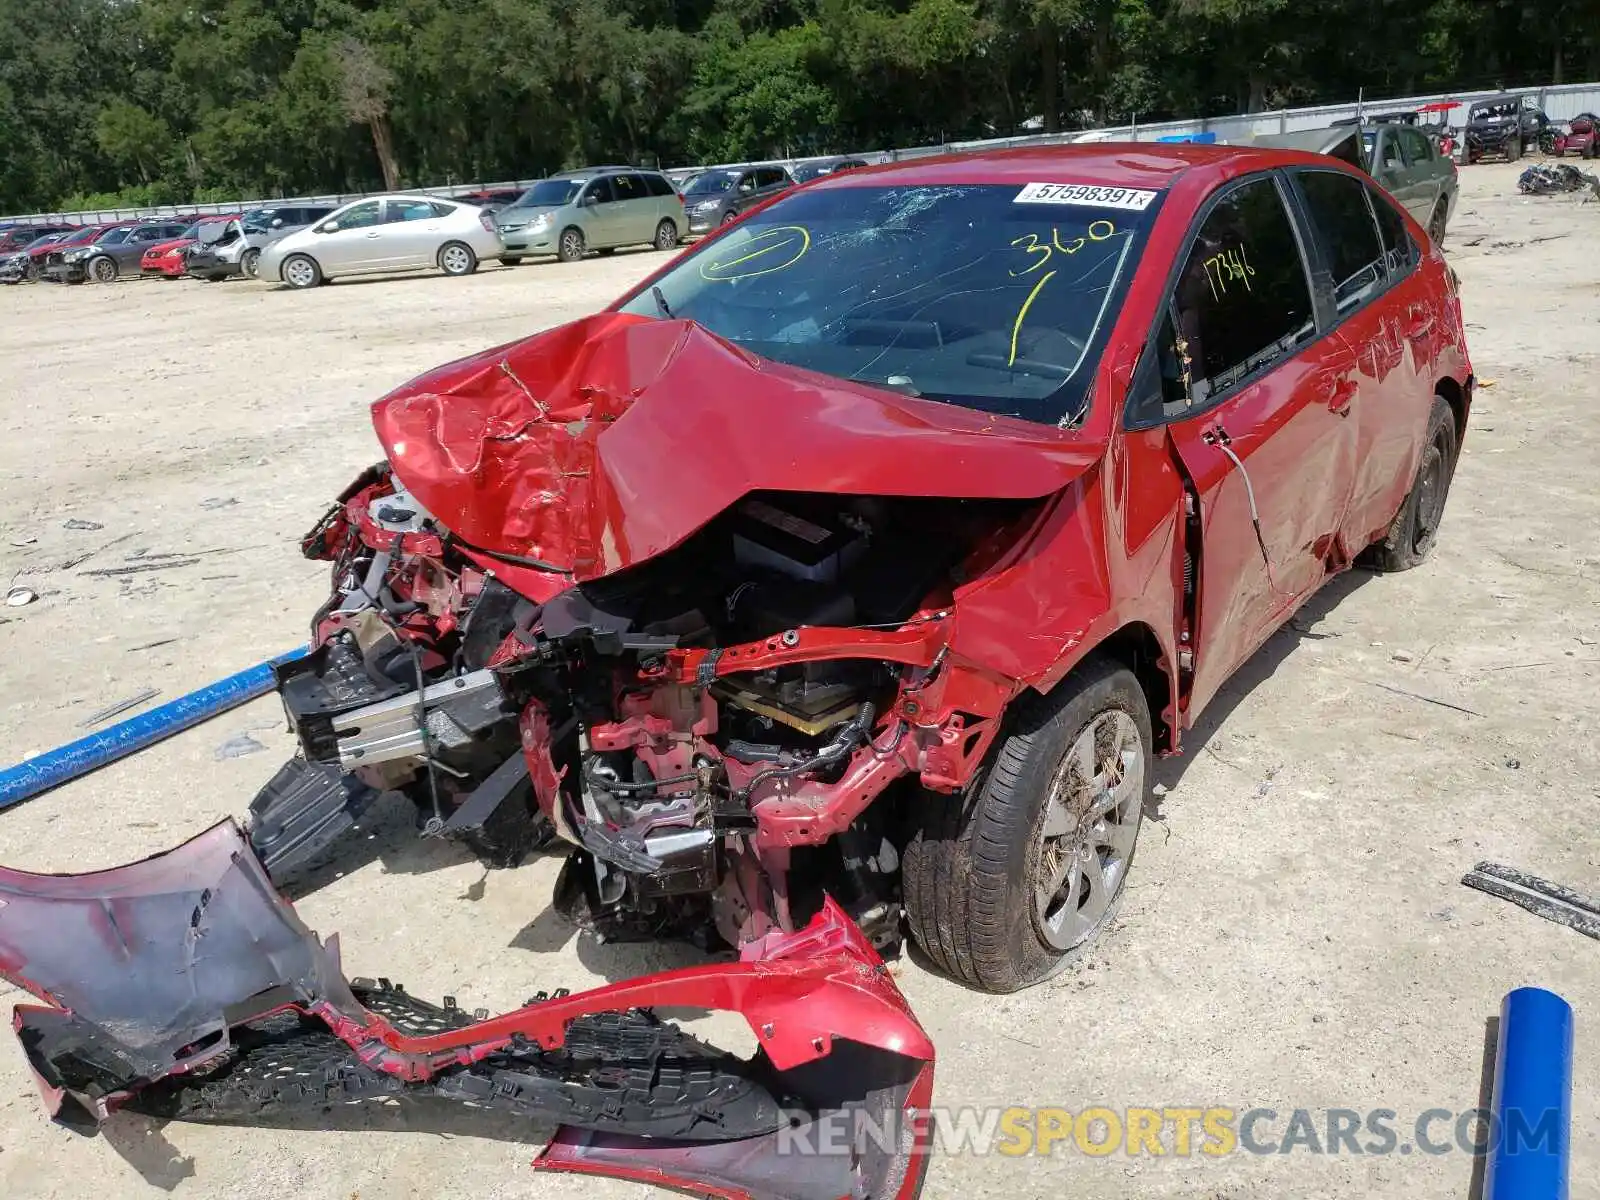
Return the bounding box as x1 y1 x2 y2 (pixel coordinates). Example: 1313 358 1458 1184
258 194 506 289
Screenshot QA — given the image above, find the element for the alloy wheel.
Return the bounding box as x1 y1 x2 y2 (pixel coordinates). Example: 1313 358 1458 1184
1034 710 1144 952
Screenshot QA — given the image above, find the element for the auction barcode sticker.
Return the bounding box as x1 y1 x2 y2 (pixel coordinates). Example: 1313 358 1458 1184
1013 182 1158 211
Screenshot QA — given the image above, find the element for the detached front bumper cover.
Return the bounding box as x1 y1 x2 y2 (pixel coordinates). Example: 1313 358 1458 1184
0 821 934 1199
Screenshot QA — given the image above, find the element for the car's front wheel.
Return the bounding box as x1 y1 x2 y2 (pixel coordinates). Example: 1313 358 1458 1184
89 256 118 283
557 227 585 263
437 241 478 277
904 654 1150 993
1366 395 1459 572
281 254 323 289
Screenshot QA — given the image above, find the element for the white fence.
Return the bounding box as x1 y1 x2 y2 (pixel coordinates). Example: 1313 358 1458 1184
8 80 1600 226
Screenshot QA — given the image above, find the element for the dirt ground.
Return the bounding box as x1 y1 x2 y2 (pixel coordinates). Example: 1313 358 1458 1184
1 159 1596 1199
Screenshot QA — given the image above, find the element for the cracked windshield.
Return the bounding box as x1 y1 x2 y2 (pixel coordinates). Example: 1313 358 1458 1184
619 183 1158 425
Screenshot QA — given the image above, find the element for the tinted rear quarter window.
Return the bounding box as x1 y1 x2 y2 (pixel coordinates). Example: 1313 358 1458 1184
643 173 674 197
1296 170 1387 313
1174 175 1315 401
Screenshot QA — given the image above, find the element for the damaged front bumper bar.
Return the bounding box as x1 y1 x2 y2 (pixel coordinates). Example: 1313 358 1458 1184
0 821 934 1198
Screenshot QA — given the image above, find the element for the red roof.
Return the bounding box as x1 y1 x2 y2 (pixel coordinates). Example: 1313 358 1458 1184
808 142 1287 191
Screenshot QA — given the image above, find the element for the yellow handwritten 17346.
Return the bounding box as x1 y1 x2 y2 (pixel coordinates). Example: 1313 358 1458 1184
1005 220 1119 366
1201 244 1255 299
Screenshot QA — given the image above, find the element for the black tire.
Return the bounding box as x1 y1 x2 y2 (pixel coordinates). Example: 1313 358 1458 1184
89 255 118 283
1428 200 1448 245
437 240 478 276
654 219 680 251
1367 396 1458 573
903 654 1151 993
281 253 322 289
720 210 738 226
240 248 261 278
498 256 523 267
557 226 585 262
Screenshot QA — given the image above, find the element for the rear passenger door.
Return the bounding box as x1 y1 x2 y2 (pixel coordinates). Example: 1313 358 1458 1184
1397 128 1442 221
380 197 448 268
1153 173 1357 717
1290 168 1418 552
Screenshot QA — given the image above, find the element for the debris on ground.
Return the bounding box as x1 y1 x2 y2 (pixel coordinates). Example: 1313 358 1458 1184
77 687 161 728
62 518 105 531
1518 162 1600 197
4 586 37 607
214 732 268 759
1462 862 1600 941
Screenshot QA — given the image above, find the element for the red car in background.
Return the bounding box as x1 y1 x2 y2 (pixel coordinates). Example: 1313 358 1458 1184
1556 112 1599 157
140 214 241 277
0 145 1471 1200
28 222 134 279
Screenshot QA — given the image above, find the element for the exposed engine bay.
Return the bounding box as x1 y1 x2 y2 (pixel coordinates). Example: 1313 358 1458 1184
255 463 1038 959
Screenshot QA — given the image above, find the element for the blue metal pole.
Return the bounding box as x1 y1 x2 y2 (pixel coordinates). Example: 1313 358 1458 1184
1485 986 1573 1200
0 646 308 812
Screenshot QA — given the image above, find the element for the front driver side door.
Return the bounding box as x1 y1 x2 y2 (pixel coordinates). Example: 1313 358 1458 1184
581 177 622 247
312 200 384 271
1158 173 1357 718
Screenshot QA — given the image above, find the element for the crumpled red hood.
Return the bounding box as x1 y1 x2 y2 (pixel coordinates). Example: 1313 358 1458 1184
373 312 1103 578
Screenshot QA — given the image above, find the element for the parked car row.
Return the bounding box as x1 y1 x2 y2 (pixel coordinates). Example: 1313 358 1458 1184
0 155 842 292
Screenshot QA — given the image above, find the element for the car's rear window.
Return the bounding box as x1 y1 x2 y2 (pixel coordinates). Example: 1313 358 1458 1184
617 182 1159 426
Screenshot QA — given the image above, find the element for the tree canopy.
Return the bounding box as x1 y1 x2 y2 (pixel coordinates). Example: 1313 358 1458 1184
0 0 1593 212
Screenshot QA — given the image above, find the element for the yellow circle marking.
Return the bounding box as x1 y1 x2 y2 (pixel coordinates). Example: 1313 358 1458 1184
1088 219 1116 241
698 225 812 282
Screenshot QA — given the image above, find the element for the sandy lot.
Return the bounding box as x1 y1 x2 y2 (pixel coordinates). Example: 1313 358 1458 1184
1 160 1596 1200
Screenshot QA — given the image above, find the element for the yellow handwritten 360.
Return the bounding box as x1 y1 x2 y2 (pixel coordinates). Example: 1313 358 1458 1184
1010 221 1118 276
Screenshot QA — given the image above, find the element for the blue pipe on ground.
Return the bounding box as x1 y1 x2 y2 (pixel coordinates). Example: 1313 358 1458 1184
1485 986 1573 1200
0 646 308 812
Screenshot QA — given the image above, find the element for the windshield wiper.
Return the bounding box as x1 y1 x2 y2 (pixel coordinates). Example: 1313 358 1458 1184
651 286 673 320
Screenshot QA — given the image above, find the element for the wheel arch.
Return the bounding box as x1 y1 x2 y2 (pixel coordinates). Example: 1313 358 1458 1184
1032 621 1178 755
1434 375 1469 453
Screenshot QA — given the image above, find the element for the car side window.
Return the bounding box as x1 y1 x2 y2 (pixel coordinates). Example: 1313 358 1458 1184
1296 170 1388 314
1380 132 1403 168
384 198 437 223
331 201 382 230
737 172 758 195
643 173 673 197
755 167 788 189
585 178 617 205
1170 175 1316 405
612 173 645 202
1399 128 1433 164
1368 185 1418 277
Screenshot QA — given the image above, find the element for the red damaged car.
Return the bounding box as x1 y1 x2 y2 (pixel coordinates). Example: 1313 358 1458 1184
139 213 240 277
0 144 1470 1196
